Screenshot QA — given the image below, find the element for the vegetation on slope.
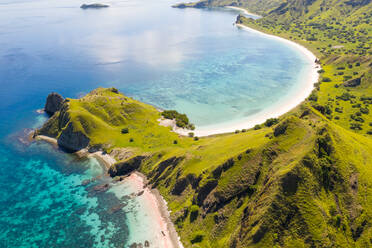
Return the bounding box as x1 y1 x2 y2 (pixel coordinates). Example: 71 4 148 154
176 0 372 135
37 1 372 247
38 87 372 247
235 0 372 135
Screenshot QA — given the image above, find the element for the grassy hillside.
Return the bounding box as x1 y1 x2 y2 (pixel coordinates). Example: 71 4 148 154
36 1 372 247
235 0 372 136
38 87 372 247
173 0 285 15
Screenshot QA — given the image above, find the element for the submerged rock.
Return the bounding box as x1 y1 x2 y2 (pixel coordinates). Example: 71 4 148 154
108 203 127 214
45 92 64 115
91 183 110 193
80 3 109 9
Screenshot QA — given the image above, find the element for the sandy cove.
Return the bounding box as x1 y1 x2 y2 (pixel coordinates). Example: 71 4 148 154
166 22 320 137
33 134 183 248
225 6 262 19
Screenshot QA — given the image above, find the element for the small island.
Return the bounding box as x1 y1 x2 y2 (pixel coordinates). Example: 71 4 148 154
80 3 110 9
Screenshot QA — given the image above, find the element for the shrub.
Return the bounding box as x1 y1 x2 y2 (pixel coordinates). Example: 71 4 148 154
317 69 325 73
129 138 134 142
308 92 318 101
188 124 195 130
335 107 343 113
173 140 178 144
343 75 352 80
194 136 199 141
360 108 369 114
242 129 247 132
336 66 345 70
367 130 372 135
337 92 354 101
121 128 129 134
350 123 362 130
190 205 199 222
264 118 279 127
162 110 193 129
254 124 261 130
188 132 194 137
322 77 332 82
110 87 119 93
235 130 240 134
191 233 204 244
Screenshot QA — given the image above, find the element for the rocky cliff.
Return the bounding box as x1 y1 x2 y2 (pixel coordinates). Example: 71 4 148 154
44 92 64 115
38 93 90 152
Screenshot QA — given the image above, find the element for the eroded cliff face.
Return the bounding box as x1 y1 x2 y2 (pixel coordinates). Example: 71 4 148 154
38 94 90 152
34 89 372 247
57 122 90 152
44 92 64 115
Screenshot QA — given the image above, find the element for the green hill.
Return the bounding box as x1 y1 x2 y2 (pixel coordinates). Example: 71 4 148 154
38 87 372 247
37 0 372 247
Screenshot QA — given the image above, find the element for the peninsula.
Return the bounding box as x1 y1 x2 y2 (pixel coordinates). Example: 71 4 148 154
35 85 372 247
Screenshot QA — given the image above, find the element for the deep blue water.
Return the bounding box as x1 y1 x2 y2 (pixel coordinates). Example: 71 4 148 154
0 0 310 247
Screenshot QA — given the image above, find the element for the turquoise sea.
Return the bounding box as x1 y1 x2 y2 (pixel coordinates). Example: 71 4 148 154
0 0 311 247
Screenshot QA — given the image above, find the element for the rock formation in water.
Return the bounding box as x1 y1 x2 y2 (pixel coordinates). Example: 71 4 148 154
80 3 110 9
44 92 64 115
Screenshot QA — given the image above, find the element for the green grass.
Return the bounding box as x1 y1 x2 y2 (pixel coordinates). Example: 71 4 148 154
39 86 372 247
38 0 372 245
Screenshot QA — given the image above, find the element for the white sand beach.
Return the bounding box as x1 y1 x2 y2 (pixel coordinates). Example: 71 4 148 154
33 134 183 247
172 23 320 137
225 6 262 18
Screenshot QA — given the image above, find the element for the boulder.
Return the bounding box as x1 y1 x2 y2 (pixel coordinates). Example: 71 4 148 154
57 122 90 152
45 92 64 115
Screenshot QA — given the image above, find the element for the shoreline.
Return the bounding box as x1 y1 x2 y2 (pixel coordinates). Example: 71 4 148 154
225 6 262 18
124 172 184 248
33 134 183 248
174 22 320 137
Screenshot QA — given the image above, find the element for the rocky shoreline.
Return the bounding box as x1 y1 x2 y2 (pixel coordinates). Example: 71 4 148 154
33 133 183 248
32 92 183 248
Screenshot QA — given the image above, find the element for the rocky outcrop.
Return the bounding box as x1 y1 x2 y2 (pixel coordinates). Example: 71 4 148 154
57 122 90 152
108 156 148 177
195 179 218 206
343 77 362 87
212 158 234 179
80 3 109 9
171 173 201 195
150 156 184 179
44 92 64 115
